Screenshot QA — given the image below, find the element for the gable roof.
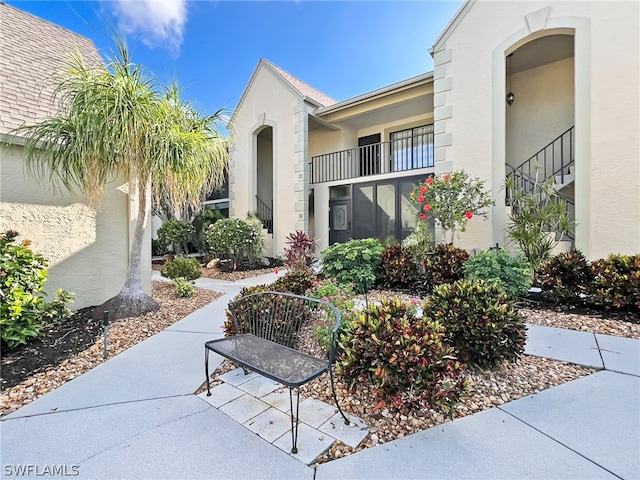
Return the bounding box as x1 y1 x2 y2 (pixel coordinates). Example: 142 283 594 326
263 60 336 108
0 3 103 136
431 0 474 53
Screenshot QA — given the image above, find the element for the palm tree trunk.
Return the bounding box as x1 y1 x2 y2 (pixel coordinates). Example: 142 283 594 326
97 177 159 319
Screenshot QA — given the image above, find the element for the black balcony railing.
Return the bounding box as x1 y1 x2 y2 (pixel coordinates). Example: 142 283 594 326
311 129 434 184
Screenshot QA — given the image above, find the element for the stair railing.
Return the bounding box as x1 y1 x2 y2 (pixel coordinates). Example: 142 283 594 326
256 195 273 234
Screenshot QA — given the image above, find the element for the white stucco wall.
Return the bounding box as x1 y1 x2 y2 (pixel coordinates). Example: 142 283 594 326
432 1 640 258
229 64 306 257
0 143 151 310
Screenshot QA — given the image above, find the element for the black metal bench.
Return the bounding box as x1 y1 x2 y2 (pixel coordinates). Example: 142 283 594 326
204 291 349 454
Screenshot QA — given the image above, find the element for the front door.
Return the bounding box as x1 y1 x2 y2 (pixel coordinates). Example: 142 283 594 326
358 134 381 176
329 199 351 245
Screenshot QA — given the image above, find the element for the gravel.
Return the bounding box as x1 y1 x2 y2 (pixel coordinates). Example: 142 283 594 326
2 280 636 466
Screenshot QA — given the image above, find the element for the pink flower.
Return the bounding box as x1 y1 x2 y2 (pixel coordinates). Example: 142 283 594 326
443 175 451 182
426 177 434 185
417 195 425 203
274 267 279 275
419 185 427 194
419 213 427 221
424 204 432 212
233 262 237 271
465 211 473 219
322 297 329 302
312 280 319 287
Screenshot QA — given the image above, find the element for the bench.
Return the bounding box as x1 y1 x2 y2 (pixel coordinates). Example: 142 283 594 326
204 291 349 454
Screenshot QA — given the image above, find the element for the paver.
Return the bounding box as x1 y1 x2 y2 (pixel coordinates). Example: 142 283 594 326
219 394 270 424
198 383 244 408
596 333 640 376
525 324 603 368
272 422 335 465
244 407 292 443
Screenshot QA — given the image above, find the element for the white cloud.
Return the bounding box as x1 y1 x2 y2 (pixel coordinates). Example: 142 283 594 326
110 0 188 56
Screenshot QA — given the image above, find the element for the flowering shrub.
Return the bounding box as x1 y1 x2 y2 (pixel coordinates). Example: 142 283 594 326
306 279 357 350
411 171 493 243
205 218 263 263
156 220 195 256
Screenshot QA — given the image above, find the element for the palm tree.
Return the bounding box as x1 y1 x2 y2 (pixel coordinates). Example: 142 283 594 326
17 42 227 319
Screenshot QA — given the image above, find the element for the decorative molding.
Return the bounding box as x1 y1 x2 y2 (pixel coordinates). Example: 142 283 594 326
526 6 551 33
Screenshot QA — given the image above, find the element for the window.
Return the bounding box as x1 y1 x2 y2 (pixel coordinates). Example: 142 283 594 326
390 125 434 171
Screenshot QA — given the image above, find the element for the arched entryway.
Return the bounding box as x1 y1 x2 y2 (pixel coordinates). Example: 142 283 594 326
504 33 576 248
255 126 274 234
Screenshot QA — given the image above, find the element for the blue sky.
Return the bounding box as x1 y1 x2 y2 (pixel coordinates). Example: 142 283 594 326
8 1 463 117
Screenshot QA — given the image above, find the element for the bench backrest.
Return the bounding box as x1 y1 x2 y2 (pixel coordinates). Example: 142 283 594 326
227 291 341 363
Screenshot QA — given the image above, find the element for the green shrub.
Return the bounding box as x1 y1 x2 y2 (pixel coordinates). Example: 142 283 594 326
401 220 434 264
379 244 419 289
587 254 640 311
338 297 466 412
41 289 75 323
160 257 202 281
423 243 469 291
271 270 317 295
0 232 73 350
172 277 195 298
157 220 195 256
205 218 262 263
463 248 531 299
306 279 357 351
283 231 318 272
424 279 526 369
321 238 384 293
537 249 592 305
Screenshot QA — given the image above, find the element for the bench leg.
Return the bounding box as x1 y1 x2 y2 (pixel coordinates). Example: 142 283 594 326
329 368 350 426
288 387 300 454
205 348 212 396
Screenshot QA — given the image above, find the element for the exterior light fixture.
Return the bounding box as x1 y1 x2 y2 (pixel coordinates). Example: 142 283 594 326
506 53 515 106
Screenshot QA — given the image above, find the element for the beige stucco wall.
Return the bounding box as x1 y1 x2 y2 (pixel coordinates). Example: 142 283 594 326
229 64 306 257
432 1 640 258
0 143 151 310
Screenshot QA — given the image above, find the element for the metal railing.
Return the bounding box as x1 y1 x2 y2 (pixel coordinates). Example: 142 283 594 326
256 195 273 234
311 128 434 184
507 126 574 192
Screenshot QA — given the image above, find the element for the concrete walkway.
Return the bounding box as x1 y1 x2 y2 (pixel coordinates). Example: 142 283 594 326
1 272 638 479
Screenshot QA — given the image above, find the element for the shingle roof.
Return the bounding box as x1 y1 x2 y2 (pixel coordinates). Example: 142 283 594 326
0 2 103 135
264 60 336 108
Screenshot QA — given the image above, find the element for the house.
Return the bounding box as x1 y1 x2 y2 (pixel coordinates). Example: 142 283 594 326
230 1 639 260
0 3 151 310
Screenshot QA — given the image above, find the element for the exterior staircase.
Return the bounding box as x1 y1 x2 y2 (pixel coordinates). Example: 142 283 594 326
505 126 575 249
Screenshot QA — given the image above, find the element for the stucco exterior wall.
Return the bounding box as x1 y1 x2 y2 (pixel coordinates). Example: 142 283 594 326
432 1 640 258
0 143 149 310
229 65 305 257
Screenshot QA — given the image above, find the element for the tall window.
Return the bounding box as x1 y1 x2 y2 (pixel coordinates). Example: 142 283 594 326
390 124 434 171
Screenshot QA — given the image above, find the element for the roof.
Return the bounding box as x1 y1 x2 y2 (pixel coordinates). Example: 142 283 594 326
0 2 103 136
263 59 336 108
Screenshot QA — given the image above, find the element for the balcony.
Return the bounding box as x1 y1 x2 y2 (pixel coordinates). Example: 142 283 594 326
311 127 434 184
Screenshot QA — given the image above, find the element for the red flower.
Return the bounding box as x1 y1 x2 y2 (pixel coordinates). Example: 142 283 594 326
426 177 434 185
417 195 425 203
443 174 451 182
465 211 473 219
424 204 432 212
419 185 427 194
274 267 279 275
419 213 427 220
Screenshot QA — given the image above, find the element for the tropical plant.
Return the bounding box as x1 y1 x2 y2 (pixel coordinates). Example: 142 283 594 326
379 244 419 289
505 176 574 275
156 220 195 256
423 243 469 291
283 231 318 272
320 238 384 293
401 220 434 265
16 41 227 319
411 171 493 243
271 270 317 295
463 247 531 299
424 279 526 369
587 254 640 312
338 297 467 412
537 249 592 305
